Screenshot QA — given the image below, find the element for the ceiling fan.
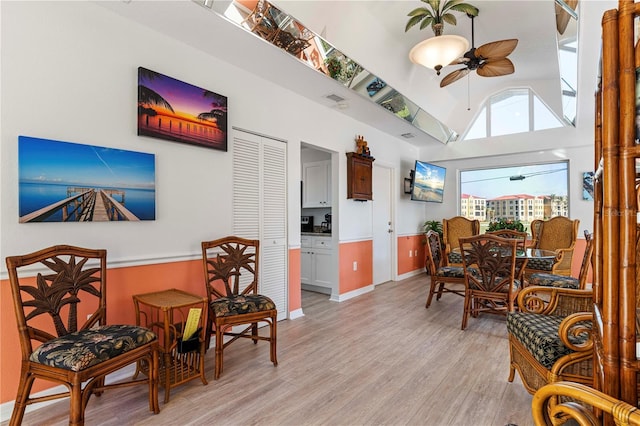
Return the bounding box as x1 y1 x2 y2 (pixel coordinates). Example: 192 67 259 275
439 14 518 88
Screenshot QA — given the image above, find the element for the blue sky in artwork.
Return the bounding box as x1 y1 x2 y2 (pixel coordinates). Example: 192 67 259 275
19 136 155 189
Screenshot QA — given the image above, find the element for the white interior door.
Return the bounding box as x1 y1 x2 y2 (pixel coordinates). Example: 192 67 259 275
233 131 288 321
373 164 393 285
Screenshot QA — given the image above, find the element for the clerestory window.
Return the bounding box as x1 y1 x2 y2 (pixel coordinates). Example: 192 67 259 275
463 88 565 140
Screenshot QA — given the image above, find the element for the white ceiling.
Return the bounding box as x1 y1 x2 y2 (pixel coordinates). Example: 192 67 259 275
98 0 574 148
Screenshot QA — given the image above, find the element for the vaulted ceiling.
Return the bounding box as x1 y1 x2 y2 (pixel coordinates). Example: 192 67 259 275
99 0 582 148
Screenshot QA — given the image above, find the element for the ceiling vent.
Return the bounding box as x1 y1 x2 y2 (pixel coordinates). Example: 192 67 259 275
325 93 345 103
401 133 415 139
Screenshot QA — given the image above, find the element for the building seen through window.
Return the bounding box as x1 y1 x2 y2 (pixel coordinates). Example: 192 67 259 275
459 162 569 232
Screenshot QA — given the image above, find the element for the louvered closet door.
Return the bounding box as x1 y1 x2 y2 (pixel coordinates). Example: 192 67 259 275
233 131 288 321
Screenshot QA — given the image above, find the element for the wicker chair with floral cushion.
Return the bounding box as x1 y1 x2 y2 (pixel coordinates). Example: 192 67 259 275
201 236 277 379
424 230 467 308
5 245 159 426
458 234 523 330
524 217 580 280
528 231 593 289
442 216 480 266
485 229 528 250
506 285 593 395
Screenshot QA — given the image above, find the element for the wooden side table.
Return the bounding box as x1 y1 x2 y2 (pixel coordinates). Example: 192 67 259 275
133 288 208 403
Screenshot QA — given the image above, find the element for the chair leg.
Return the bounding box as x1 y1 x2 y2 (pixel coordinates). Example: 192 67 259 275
436 282 445 300
214 325 224 380
252 322 258 344
425 280 438 308
270 314 278 366
461 292 471 330
69 379 84 426
9 370 35 426
149 348 160 414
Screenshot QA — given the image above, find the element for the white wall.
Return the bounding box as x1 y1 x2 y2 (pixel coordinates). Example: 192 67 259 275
0 1 424 273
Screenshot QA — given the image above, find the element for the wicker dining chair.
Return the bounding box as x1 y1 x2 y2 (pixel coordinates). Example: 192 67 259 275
424 230 466 308
459 234 524 330
485 229 528 251
528 231 593 289
5 245 159 426
201 236 278 379
525 217 580 278
442 216 480 266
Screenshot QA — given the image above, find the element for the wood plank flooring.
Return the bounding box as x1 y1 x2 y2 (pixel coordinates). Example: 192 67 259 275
3 274 534 426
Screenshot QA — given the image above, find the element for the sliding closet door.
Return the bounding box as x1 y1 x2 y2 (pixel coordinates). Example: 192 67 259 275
233 130 288 321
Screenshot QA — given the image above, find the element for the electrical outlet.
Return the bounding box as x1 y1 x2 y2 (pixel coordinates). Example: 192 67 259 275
414 250 418 257
353 261 358 271
409 250 412 257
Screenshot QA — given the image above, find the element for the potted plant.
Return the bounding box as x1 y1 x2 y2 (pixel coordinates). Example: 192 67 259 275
486 218 526 232
324 56 342 79
405 0 478 35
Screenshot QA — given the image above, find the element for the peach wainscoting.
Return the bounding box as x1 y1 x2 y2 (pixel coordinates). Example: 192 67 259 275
339 240 373 293
397 234 426 275
0 249 303 405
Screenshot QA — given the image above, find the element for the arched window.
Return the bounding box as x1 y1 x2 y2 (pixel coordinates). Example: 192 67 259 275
463 88 565 140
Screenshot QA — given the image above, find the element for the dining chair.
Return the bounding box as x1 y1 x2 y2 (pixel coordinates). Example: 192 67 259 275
5 245 159 426
201 236 278 379
525 217 579 278
442 216 480 266
528 231 593 289
423 230 466 308
485 229 528 251
458 234 524 330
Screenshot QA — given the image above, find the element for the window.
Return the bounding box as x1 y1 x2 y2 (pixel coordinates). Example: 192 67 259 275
463 88 564 140
459 162 569 231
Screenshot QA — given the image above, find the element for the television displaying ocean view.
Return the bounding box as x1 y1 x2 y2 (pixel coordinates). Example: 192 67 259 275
18 136 156 223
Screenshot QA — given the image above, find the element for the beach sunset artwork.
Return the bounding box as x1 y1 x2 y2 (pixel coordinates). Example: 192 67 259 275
138 67 227 151
18 136 156 223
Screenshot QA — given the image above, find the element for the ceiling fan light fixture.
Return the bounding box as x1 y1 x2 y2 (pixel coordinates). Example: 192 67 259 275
409 35 469 75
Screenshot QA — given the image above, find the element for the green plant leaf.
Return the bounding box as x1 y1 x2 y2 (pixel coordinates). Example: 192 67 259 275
441 13 457 26
419 17 435 30
449 3 479 16
405 15 425 32
407 7 431 17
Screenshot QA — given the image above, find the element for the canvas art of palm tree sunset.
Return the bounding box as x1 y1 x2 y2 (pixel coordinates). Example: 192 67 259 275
137 67 228 151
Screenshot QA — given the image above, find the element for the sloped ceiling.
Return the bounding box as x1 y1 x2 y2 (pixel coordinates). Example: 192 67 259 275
98 0 570 148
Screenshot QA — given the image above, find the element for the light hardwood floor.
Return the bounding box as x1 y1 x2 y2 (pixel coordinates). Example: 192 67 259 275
4 274 534 426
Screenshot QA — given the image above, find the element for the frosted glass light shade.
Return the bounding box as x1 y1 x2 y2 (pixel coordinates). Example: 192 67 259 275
409 35 469 75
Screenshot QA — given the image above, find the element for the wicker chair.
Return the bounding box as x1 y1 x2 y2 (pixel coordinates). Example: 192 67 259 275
506 286 593 395
201 236 278 379
528 231 593 289
532 381 640 426
424 230 466 308
442 216 480 266
241 0 278 42
458 234 522 330
485 229 528 251
525 217 580 279
5 245 159 426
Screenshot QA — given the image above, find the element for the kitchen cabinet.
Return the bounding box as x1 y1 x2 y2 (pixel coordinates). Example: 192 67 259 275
346 152 374 201
302 160 331 207
301 235 333 289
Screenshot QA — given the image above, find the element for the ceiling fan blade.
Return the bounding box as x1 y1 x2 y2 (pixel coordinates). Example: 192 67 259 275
440 68 471 88
556 0 578 35
448 56 470 66
475 39 518 60
477 58 515 77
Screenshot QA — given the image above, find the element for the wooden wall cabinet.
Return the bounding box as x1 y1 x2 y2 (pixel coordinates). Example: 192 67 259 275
346 152 374 201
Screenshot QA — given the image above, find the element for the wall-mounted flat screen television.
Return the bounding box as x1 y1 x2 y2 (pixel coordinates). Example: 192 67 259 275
411 160 446 203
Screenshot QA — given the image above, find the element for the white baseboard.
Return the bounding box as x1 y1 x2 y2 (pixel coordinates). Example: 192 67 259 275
331 284 374 302
0 364 136 422
396 269 425 281
289 308 304 319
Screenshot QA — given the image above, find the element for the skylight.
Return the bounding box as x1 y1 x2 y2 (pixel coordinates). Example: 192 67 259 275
462 88 564 140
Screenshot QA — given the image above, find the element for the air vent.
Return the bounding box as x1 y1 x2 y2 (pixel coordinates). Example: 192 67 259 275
401 133 415 139
325 94 345 103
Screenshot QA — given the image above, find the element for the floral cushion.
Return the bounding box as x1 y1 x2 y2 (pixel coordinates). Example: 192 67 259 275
210 294 276 317
526 257 555 271
30 325 157 372
528 273 580 289
506 312 590 369
436 266 465 278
